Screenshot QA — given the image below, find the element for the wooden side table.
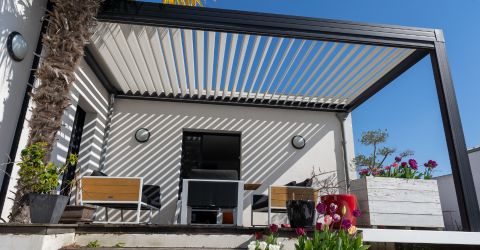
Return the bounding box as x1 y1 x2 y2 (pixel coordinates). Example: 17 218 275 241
244 183 261 191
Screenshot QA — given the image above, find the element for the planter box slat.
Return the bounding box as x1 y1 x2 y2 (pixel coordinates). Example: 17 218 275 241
351 177 444 228
358 200 442 215
354 189 440 203
351 177 438 191
368 213 444 228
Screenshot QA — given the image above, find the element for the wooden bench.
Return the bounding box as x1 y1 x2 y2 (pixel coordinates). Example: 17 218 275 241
80 176 160 224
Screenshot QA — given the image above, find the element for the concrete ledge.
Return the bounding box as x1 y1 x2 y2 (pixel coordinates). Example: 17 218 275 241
0 224 76 235
361 228 480 245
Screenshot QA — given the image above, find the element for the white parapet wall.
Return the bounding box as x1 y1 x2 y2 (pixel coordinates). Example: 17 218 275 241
0 233 75 250
435 147 480 231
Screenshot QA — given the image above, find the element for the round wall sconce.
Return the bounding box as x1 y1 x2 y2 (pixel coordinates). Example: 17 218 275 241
7 31 28 61
135 128 150 143
291 135 306 149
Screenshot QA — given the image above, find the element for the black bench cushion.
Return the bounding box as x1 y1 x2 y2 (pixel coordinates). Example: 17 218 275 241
187 181 238 208
252 194 268 210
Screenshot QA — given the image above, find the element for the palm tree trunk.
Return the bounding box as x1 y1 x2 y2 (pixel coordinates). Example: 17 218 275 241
9 0 104 223
8 0 203 223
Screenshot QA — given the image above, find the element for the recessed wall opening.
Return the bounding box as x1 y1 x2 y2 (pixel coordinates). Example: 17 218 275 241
181 130 241 181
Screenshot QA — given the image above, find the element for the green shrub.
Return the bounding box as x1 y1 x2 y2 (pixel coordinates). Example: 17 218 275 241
18 142 77 194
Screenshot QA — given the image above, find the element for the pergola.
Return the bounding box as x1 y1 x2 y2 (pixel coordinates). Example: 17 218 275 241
85 1 478 231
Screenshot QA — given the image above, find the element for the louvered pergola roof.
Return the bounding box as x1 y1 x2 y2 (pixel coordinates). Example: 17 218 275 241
87 1 436 112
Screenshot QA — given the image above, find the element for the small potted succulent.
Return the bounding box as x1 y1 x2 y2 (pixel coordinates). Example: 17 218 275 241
17 142 77 223
294 201 368 250
350 129 444 228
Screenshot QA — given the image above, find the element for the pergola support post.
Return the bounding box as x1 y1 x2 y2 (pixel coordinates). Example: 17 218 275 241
430 35 480 232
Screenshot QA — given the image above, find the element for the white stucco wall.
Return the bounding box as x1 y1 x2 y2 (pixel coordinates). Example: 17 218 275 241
436 148 480 231
49 59 110 172
103 99 353 225
0 0 47 192
1 59 109 219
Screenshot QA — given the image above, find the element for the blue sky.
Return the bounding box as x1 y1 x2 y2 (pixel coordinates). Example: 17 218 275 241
153 0 480 176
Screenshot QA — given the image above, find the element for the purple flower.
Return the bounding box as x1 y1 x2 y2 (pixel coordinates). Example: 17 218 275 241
329 203 338 213
401 162 407 168
384 166 391 171
255 231 263 240
425 160 438 169
316 203 327 214
341 219 352 230
395 156 402 162
295 227 305 236
359 169 369 176
333 214 341 222
408 159 418 170
269 224 279 233
315 222 323 231
352 209 361 218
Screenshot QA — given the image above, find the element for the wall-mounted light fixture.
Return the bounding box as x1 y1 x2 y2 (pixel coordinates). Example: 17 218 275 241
291 135 306 149
7 31 28 61
135 128 150 143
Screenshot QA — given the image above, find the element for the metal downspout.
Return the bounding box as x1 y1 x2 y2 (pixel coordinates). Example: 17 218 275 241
99 94 115 171
336 112 350 193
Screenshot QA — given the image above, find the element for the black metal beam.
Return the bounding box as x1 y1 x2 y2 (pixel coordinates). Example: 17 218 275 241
84 47 119 94
98 0 436 49
430 39 480 232
115 94 346 113
346 49 429 112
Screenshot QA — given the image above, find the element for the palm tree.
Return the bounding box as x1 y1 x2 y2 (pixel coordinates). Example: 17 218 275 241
9 0 202 223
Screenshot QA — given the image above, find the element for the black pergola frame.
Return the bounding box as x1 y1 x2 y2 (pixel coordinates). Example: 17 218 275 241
1 0 478 231
95 1 479 231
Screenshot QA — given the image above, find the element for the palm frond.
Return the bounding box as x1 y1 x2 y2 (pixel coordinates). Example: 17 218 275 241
163 0 203 6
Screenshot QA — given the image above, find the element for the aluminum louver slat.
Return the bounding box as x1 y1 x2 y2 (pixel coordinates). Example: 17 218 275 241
92 22 420 110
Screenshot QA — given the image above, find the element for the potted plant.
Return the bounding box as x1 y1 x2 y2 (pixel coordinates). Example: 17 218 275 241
286 199 316 228
17 142 77 223
350 130 444 228
285 168 344 228
294 201 368 250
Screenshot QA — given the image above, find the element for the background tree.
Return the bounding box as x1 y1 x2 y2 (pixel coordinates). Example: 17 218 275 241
9 0 203 223
352 129 412 173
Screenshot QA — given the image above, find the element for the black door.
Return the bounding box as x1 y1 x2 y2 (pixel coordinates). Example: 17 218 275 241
60 106 86 197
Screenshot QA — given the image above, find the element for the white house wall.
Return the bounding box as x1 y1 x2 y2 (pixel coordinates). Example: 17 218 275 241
103 99 353 225
0 0 47 191
49 59 110 172
1 59 109 218
436 148 480 231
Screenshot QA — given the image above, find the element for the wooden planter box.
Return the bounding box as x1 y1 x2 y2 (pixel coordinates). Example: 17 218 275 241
59 205 95 224
350 177 444 229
